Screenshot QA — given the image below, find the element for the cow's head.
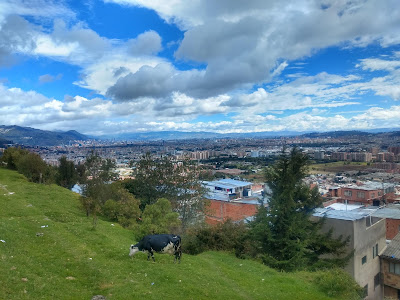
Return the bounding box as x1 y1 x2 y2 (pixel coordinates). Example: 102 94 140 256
129 244 139 257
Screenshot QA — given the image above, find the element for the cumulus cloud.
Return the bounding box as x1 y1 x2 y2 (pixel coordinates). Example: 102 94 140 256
101 0 400 101
2 0 400 135
127 30 162 56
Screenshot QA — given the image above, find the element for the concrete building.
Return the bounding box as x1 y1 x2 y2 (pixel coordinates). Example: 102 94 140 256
314 151 325 160
313 208 386 299
203 178 265 224
204 178 254 200
380 233 400 299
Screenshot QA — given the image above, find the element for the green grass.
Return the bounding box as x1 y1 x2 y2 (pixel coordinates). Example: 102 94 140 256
0 168 359 299
310 161 369 174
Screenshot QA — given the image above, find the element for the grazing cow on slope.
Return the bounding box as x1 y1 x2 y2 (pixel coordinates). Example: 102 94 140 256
129 234 182 263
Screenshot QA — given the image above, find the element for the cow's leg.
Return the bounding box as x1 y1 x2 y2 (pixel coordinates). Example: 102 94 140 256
175 250 181 264
148 250 155 262
147 251 151 261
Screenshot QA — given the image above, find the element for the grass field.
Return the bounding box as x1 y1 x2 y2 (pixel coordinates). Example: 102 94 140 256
309 161 369 174
0 168 361 299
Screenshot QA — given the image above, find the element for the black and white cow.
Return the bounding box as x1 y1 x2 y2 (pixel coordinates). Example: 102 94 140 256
129 234 182 263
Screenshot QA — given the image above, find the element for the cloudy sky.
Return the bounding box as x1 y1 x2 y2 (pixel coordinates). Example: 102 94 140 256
1 0 400 136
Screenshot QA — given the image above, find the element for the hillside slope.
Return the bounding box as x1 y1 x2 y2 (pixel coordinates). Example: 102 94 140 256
0 125 88 146
0 168 359 300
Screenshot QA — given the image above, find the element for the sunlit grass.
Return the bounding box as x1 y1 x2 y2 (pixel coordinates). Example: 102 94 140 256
0 168 359 299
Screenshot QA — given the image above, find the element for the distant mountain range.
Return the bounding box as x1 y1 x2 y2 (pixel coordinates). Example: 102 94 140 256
99 130 309 141
1 125 400 147
99 128 400 141
0 125 88 146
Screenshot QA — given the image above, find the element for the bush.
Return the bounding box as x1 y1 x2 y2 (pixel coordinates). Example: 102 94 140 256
133 198 181 239
183 220 249 255
313 268 363 299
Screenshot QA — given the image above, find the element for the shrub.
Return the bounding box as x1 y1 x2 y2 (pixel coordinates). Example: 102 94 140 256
183 220 249 255
133 198 181 239
313 268 363 299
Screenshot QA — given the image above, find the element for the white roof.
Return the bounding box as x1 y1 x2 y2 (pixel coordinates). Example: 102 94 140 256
327 203 363 211
204 178 253 189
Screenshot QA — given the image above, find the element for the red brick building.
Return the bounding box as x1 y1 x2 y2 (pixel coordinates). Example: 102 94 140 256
328 182 396 206
206 199 259 225
203 178 265 225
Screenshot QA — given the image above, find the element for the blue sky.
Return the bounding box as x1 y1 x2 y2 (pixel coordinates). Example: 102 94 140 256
1 0 400 136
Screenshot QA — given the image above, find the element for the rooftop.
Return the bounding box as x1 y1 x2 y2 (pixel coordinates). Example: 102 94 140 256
372 206 400 220
313 207 377 221
204 178 253 189
381 233 400 261
337 182 395 191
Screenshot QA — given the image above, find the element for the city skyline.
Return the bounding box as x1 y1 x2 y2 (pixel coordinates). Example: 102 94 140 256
0 0 400 136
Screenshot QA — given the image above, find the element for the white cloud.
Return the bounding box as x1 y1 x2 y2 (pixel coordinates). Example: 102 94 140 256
127 30 162 55
76 55 166 95
103 0 400 101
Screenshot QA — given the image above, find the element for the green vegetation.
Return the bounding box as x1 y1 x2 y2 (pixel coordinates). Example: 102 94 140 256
310 161 369 174
249 149 350 271
1 147 55 184
125 153 206 229
0 168 361 299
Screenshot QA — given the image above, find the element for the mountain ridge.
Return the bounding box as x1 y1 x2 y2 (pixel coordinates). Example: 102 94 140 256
2 124 400 146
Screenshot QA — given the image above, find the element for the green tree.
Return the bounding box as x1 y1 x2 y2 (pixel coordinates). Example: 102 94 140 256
56 156 77 189
80 152 117 226
135 198 181 238
125 153 207 229
1 147 29 170
249 148 349 271
16 152 50 183
102 182 141 228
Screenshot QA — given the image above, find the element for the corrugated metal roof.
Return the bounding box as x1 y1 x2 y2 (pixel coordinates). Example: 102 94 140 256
381 234 400 260
372 208 400 220
313 208 376 221
205 178 253 189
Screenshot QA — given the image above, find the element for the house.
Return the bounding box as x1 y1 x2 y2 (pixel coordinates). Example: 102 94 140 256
204 178 254 200
203 179 265 225
328 182 396 206
380 233 400 299
313 208 386 299
372 205 400 240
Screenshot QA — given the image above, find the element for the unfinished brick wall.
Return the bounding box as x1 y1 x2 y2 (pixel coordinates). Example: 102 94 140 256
205 200 258 224
386 219 400 240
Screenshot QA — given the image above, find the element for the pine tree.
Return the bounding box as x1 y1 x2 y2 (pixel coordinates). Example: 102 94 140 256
249 148 349 271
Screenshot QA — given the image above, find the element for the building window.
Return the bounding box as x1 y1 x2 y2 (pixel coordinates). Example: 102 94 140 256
373 244 378 259
362 256 367 265
363 284 368 297
389 262 400 275
344 190 352 197
357 191 365 199
374 273 380 289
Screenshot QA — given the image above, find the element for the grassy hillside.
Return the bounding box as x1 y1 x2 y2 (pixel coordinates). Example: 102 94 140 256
0 168 360 300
